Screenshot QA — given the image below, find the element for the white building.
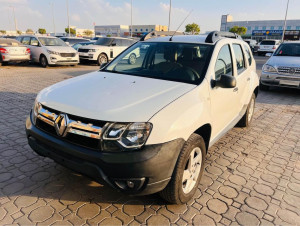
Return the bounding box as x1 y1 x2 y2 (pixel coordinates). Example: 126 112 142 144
220 14 300 40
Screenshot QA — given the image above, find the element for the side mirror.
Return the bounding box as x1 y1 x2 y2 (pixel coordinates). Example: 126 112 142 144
212 74 236 89
100 62 108 70
265 53 272 57
65 42 70 46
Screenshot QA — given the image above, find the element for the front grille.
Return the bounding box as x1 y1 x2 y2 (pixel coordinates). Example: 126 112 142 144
78 49 89 53
277 66 300 75
60 53 76 57
35 105 107 150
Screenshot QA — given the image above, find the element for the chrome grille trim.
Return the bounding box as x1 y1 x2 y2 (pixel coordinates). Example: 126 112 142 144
277 66 300 75
37 105 103 139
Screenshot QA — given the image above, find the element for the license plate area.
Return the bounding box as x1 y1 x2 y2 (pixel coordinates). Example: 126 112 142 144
280 80 300 86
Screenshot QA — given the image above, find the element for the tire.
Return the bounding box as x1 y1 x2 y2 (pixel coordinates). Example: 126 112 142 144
259 81 269 91
159 134 206 204
40 55 48 68
237 93 256 128
97 53 108 66
128 53 136 65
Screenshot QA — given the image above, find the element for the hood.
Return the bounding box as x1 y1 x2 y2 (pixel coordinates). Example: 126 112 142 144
45 46 77 53
79 44 107 50
267 56 300 67
37 71 196 122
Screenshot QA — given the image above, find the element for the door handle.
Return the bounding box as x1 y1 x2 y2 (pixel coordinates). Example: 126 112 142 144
233 87 239 92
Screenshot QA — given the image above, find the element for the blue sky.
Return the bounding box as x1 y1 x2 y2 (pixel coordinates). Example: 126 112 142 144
1 0 300 33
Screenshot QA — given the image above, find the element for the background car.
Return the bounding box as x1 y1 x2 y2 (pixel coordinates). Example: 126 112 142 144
16 35 79 67
60 37 90 46
257 39 281 56
78 37 137 65
72 41 95 51
244 39 257 52
260 41 300 90
0 38 30 66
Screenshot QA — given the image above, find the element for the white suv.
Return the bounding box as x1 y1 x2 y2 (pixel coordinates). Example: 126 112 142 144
26 31 259 204
78 37 138 65
17 35 79 67
257 39 281 56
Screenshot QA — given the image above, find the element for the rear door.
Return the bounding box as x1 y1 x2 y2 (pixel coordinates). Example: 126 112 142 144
232 43 250 114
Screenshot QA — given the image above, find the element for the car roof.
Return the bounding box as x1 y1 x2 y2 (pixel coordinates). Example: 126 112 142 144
19 35 57 39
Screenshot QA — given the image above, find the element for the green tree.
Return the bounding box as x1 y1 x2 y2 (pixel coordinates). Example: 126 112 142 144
229 26 247 35
65 27 76 35
185 23 200 35
17 30 22 35
83 30 93 36
38 28 46 34
26 28 34 34
0 30 6 34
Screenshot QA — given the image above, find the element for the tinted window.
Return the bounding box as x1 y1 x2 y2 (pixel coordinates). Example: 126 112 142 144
215 45 233 80
30 37 39 46
232 44 245 74
105 42 213 85
274 43 300 57
38 37 67 46
21 37 31 45
95 38 113 46
260 40 276 45
243 44 252 66
16 37 23 42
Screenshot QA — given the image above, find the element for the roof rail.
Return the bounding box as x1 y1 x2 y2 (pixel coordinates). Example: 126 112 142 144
140 31 184 41
205 31 242 43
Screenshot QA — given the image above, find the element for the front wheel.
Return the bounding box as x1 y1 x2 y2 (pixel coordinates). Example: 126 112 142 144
40 55 48 68
97 53 108 66
237 93 256 128
159 134 206 204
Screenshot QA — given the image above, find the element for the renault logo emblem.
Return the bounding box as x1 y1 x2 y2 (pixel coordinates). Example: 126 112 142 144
54 114 68 136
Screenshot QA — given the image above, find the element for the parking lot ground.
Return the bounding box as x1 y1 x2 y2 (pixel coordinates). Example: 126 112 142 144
1 59 300 225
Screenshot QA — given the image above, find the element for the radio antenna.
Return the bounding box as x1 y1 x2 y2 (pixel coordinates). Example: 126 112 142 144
169 10 193 41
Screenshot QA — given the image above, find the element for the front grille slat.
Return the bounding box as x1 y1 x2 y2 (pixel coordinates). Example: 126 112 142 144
36 105 106 150
278 66 300 75
60 53 76 57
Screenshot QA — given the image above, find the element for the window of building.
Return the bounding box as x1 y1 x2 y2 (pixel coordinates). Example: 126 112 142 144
140 29 143 32
296 26 300 30
262 26 266 30
279 26 283 30
287 26 292 30
232 44 245 74
135 29 137 32
255 26 259 30
247 27 251 31
270 26 274 30
214 44 233 80
129 29 131 31
151 29 154 31
227 27 230 31
146 29 148 31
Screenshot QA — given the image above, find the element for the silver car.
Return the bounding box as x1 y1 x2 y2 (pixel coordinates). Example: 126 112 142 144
0 38 30 66
260 41 300 90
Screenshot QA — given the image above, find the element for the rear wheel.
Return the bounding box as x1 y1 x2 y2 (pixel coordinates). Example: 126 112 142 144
159 134 206 204
97 53 108 66
40 55 48 68
259 82 269 91
237 93 256 127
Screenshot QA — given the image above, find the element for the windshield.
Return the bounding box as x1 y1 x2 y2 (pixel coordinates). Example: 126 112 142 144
104 42 213 85
274 43 300 57
39 37 67 46
260 40 276 45
95 37 113 46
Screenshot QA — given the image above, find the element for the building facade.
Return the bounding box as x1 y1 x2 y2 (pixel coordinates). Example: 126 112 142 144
220 14 300 40
94 25 168 37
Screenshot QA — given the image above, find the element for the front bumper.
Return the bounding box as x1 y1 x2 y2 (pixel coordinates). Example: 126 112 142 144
261 72 300 89
2 54 30 62
25 116 184 195
47 54 79 65
79 52 96 61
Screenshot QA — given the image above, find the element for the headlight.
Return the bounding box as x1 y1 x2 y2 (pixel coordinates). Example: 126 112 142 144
32 100 41 125
262 64 277 73
103 122 152 150
88 49 97 52
47 50 60 55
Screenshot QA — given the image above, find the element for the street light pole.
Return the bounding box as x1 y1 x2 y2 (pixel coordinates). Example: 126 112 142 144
168 0 172 31
130 0 133 37
10 6 17 33
66 0 70 37
51 2 56 36
282 0 290 42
